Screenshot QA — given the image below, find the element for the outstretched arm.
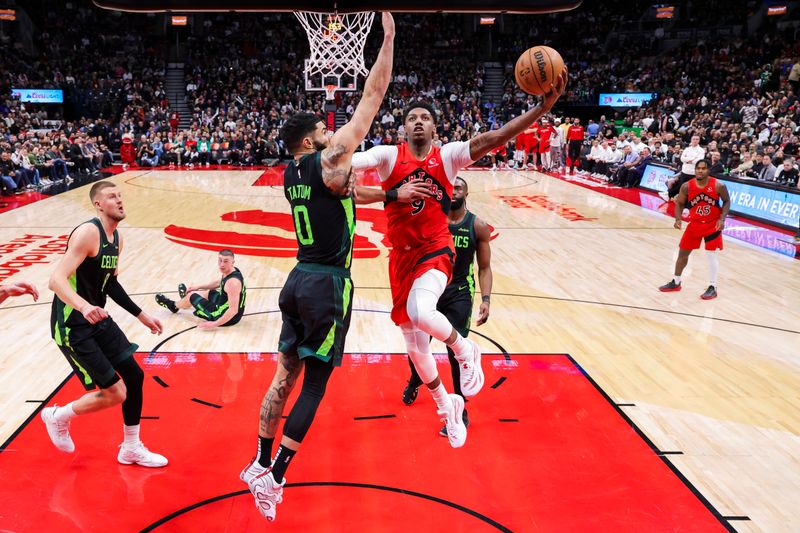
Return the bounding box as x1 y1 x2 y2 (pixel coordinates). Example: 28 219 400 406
354 180 434 205
468 68 568 162
107 233 162 334
321 13 395 195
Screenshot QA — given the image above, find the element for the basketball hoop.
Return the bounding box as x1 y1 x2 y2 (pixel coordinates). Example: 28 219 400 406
295 10 375 95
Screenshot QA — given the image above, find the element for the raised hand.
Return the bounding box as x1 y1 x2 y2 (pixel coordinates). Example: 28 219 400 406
542 66 568 113
381 12 395 38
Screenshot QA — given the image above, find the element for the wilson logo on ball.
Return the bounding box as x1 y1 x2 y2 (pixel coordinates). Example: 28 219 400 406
534 50 547 81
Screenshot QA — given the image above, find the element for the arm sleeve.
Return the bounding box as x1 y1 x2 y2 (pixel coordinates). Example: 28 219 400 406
441 141 474 184
106 276 142 317
350 146 397 182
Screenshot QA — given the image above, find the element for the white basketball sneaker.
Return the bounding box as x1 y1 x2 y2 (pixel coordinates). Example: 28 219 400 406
456 338 484 397
248 469 285 521
240 457 267 485
41 405 75 453
437 394 467 448
117 442 168 467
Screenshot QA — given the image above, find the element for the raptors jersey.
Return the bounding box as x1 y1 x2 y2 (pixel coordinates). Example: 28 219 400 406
383 142 454 249
351 141 474 324
686 177 721 224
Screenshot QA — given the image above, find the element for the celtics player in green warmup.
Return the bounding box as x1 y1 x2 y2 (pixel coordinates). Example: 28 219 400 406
155 249 246 329
41 181 167 467
240 13 426 522
403 177 493 435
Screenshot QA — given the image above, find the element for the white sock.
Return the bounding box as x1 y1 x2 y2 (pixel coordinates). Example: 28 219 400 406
123 424 140 447
449 333 470 360
673 275 682 284
707 252 719 287
54 402 77 422
429 383 450 411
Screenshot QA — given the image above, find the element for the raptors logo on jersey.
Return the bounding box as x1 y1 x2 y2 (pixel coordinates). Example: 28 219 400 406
351 140 474 324
382 142 454 249
686 177 721 223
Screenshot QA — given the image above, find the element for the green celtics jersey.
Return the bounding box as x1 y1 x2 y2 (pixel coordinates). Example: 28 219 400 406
449 211 478 298
219 267 246 322
51 218 119 334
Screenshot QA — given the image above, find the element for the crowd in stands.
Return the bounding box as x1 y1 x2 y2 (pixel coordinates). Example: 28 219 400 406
1 1 799 200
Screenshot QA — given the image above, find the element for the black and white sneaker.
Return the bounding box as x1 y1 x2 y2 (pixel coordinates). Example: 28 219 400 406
700 285 717 300
155 293 178 313
658 280 682 292
402 378 421 406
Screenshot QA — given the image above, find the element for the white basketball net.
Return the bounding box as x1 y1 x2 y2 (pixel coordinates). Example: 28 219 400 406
294 11 375 99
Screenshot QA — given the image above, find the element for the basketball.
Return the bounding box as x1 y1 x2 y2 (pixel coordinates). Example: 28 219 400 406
515 45 565 95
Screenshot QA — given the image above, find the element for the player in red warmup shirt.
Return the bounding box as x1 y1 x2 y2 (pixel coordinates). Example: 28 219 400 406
566 118 585 174
659 160 731 300
537 118 558 171
352 69 568 447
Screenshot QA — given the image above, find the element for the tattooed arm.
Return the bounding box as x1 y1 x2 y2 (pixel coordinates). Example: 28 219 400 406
321 13 395 195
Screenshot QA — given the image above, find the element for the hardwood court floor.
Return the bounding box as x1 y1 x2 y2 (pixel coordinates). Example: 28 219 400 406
0 168 797 531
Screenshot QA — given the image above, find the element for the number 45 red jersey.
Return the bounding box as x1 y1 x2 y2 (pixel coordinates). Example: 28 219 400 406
352 141 474 249
686 177 721 223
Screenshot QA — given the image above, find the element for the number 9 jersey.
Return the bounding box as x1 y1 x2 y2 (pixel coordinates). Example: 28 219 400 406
352 141 474 250
283 151 356 269
352 141 475 325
